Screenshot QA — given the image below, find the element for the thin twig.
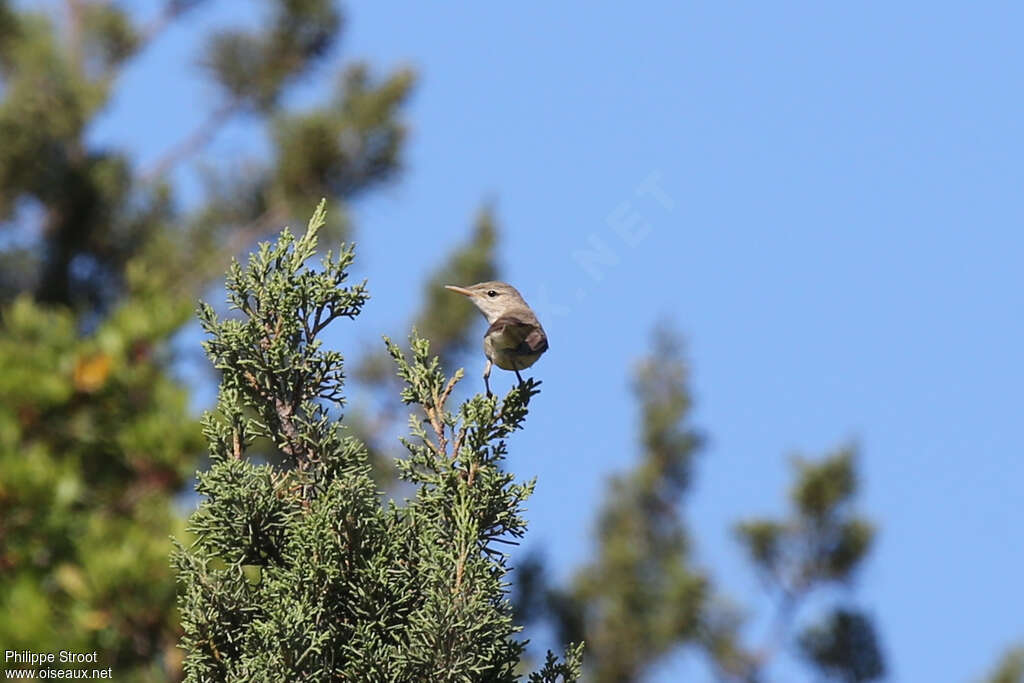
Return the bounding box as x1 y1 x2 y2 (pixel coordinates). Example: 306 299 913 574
66 0 84 72
223 208 286 262
143 99 240 182
453 547 468 592
140 0 208 44
439 373 459 409
753 589 799 670
423 399 446 457
272 396 305 460
421 434 443 459
451 425 468 462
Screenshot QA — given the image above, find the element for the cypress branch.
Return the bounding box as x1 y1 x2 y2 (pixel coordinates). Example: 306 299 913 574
175 203 582 681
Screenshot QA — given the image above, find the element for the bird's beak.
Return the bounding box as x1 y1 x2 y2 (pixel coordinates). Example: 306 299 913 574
444 285 473 297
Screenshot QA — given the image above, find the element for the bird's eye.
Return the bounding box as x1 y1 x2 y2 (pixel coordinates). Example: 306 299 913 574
487 290 498 297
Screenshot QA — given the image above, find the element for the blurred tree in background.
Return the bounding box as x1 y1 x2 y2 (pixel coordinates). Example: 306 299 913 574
984 645 1024 683
517 326 886 682
536 327 708 682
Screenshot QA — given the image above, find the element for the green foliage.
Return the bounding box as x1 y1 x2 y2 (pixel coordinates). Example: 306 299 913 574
798 608 885 682
197 202 367 467
0 6 144 307
204 0 340 111
273 63 415 206
79 3 140 69
735 448 875 592
0 290 201 680
527 644 585 683
0 1 412 311
175 206 581 681
984 645 1024 683
708 447 883 681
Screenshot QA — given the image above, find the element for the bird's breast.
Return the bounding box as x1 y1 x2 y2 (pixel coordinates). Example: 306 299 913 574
484 334 544 371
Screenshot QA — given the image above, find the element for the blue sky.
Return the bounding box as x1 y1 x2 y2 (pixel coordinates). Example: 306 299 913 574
88 2 1024 680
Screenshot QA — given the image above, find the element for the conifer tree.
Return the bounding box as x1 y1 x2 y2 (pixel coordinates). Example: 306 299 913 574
716 447 884 681
522 327 884 682
174 203 582 681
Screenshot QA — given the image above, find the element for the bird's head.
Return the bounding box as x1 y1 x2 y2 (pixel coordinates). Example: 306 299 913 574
444 281 528 323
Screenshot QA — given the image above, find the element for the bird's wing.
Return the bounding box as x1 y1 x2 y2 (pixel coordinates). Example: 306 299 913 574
486 316 549 354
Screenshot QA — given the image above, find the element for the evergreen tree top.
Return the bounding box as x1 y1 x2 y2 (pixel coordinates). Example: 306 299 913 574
175 203 582 682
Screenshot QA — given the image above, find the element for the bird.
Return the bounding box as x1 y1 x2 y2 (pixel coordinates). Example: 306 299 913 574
444 281 549 396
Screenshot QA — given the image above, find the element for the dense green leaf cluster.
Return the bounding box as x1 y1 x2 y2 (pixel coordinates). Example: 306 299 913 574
735 449 875 589
175 205 581 681
0 289 200 680
797 608 885 682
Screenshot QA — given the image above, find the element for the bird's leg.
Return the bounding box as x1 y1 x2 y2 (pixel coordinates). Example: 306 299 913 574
483 358 493 397
514 368 524 385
